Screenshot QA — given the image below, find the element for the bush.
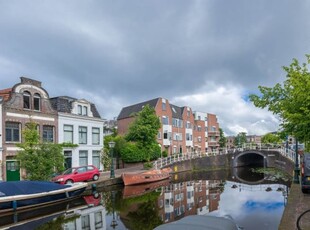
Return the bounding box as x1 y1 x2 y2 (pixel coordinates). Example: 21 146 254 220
162 150 168 158
120 142 145 163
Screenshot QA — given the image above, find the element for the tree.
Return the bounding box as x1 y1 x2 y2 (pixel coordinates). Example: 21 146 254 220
249 55 310 150
16 122 64 180
234 132 247 147
125 104 161 162
261 133 282 144
219 128 227 148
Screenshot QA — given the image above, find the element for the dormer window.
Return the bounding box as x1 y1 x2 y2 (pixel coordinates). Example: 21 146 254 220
78 105 82 115
33 93 41 111
23 91 31 109
82 106 88 116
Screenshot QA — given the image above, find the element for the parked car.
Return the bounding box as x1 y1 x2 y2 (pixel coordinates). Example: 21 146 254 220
51 165 100 185
301 153 310 193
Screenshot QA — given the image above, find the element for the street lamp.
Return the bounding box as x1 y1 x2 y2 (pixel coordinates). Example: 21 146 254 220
109 141 115 179
293 138 300 184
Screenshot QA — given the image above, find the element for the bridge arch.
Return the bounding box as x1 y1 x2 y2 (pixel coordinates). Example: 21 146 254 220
233 150 267 168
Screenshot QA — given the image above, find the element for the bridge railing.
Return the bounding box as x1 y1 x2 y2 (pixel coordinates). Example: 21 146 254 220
153 151 204 169
153 143 298 169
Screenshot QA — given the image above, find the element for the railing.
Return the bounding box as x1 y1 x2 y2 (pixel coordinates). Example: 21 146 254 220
153 143 299 169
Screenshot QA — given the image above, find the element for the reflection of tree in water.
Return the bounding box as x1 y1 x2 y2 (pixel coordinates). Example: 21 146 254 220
35 214 80 230
127 199 162 230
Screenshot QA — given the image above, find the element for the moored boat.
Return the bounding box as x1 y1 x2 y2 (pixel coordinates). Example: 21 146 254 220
0 181 87 213
122 167 172 186
154 215 241 230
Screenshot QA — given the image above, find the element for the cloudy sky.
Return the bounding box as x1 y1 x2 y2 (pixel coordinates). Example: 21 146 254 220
1 1 309 136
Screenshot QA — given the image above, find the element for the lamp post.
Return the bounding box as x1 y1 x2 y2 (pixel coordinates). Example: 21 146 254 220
293 138 300 184
109 141 115 179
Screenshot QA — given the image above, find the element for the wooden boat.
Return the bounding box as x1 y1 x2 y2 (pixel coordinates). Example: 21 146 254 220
0 181 87 213
123 179 170 198
122 167 172 186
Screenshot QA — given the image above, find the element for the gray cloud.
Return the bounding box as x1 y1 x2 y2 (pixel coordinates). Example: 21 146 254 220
1 0 310 135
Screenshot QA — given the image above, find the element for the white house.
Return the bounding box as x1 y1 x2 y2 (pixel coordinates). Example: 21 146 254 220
50 96 105 170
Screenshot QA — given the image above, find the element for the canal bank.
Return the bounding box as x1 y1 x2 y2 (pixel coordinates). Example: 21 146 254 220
279 182 310 230
89 166 310 230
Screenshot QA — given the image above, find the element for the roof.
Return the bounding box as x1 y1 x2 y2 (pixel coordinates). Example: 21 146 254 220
117 98 159 120
0 88 12 101
50 96 101 118
170 103 184 119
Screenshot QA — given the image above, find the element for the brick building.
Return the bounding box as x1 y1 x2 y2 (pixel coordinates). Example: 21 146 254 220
0 77 104 181
117 97 220 155
0 77 58 181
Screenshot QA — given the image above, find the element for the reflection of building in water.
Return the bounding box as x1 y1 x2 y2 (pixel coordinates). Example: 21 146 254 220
157 180 223 223
63 205 106 230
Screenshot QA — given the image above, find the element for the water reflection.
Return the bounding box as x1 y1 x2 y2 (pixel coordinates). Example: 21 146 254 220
1 167 290 230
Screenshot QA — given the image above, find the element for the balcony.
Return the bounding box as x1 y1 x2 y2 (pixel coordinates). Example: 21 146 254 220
208 131 220 136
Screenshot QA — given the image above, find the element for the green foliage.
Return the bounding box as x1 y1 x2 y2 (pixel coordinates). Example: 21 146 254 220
234 132 247 147
143 162 153 169
219 128 227 148
120 142 145 162
16 122 64 180
162 150 168 158
249 55 310 150
261 133 282 144
125 104 161 162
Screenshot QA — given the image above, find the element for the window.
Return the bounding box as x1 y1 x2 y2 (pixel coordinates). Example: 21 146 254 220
92 151 100 169
79 151 88 166
92 127 100 145
64 125 73 143
78 105 82 115
79 126 87 144
95 212 103 229
83 106 88 116
5 122 20 142
23 91 31 109
33 93 41 111
164 130 168 139
43 126 54 142
197 126 202 132
162 101 166 111
157 131 161 139
162 116 169 125
81 215 90 230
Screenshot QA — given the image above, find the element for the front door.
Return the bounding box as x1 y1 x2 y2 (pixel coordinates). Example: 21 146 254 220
6 161 20 181
64 151 72 169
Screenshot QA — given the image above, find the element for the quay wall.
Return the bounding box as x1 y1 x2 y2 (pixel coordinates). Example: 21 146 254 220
169 152 294 176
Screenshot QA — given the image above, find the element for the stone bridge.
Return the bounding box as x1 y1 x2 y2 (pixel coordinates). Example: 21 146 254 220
154 147 296 176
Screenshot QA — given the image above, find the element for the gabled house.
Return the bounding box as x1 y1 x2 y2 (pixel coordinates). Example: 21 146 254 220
50 96 105 170
0 77 58 181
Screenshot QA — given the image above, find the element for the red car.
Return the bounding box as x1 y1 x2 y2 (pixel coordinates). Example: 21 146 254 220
52 165 100 185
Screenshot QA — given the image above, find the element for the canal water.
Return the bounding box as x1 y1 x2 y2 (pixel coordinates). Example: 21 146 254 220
1 167 291 230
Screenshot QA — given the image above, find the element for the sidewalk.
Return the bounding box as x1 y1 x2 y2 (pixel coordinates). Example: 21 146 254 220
279 183 310 230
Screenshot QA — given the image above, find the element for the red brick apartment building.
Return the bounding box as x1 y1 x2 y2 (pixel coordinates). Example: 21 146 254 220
117 97 220 155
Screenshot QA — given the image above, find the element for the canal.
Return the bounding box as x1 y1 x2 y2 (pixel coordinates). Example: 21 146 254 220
1 167 291 230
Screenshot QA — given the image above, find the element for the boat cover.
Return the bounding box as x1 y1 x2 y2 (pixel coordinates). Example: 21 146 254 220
154 215 240 230
0 181 70 197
